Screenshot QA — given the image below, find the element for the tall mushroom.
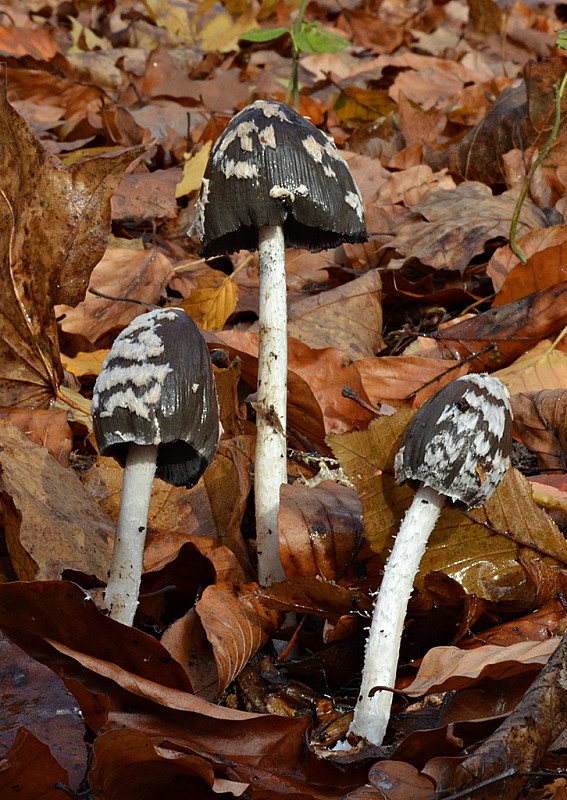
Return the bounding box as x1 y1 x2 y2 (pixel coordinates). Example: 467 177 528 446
191 99 367 585
348 373 513 746
92 307 220 626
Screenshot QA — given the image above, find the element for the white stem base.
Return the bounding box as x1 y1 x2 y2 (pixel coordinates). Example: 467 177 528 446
255 224 287 586
104 442 158 626
348 484 445 745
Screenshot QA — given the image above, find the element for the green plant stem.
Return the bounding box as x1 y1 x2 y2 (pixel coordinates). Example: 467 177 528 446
510 68 567 263
286 0 309 108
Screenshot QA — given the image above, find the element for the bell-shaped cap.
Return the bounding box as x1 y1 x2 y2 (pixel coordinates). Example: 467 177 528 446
192 99 367 256
394 374 513 509
92 308 220 487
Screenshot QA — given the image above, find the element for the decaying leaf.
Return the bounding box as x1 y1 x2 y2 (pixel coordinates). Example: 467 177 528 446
389 181 547 274
0 73 149 407
449 631 567 799
196 581 280 693
433 280 567 369
511 389 567 471
0 420 113 582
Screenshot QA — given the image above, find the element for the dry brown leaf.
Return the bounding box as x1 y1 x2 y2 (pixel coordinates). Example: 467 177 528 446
511 389 567 471
0 728 70 800
57 248 175 349
196 581 280 693
0 420 113 582
390 181 546 274
179 266 239 331
433 280 567 369
0 408 73 466
285 269 384 360
450 631 567 799
356 355 469 407
0 75 149 407
403 638 560 697
90 729 250 800
213 332 374 446
488 226 567 297
495 340 567 394
367 761 436 800
278 481 370 585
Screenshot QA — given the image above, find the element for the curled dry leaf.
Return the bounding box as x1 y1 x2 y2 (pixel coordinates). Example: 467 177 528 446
56 247 176 349
90 729 237 800
279 481 367 584
511 389 567 471
0 71 150 407
214 331 374 446
195 581 280 694
0 728 70 800
0 408 72 466
403 638 560 698
283 269 384 361
488 225 567 297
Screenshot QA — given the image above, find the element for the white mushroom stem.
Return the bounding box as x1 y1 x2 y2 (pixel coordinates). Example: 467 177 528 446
348 484 445 746
255 224 287 586
104 442 158 626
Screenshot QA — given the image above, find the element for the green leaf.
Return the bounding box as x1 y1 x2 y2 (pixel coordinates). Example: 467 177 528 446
240 26 289 43
556 29 567 50
292 23 349 54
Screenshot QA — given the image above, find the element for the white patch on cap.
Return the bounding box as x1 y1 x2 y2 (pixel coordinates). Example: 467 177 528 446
259 124 277 149
270 185 295 202
322 164 336 178
302 134 345 165
222 159 259 179
296 184 309 197
93 309 180 420
345 190 364 222
253 100 292 122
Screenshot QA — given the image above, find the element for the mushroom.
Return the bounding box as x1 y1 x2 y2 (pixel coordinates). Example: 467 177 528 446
348 373 513 746
92 307 220 626
191 99 367 585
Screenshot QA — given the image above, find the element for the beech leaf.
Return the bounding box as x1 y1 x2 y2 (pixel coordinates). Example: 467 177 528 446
0 72 150 407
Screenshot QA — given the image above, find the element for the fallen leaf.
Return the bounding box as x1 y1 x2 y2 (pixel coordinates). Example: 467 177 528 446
389 182 546 274
196 581 280 693
433 281 567 369
403 638 560 697
0 420 113 582
0 73 149 407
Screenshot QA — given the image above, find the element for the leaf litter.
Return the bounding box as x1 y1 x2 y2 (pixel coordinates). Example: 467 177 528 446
1 0 567 797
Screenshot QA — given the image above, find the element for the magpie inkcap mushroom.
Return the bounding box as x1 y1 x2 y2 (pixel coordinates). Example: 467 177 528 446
192 99 367 256
347 374 513 747
92 307 220 625
191 99 367 586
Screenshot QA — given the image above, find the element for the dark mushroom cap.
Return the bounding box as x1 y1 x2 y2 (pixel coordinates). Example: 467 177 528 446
92 308 220 488
192 99 367 257
394 374 513 509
